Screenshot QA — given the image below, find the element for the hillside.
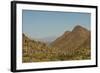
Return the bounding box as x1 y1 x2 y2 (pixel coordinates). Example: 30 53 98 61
22 34 61 62
51 25 91 59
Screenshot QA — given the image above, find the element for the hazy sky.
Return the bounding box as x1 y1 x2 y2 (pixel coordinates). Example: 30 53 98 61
22 10 91 39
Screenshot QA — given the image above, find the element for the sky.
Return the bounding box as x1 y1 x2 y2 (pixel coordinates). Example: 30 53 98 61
22 10 91 39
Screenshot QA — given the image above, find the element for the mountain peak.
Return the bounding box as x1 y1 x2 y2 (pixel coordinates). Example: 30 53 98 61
72 25 88 32
63 31 70 35
75 25 82 28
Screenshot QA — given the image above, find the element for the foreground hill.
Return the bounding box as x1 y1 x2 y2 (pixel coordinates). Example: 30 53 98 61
22 34 61 62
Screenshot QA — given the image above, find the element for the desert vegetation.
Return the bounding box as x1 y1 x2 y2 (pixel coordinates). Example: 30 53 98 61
22 25 91 63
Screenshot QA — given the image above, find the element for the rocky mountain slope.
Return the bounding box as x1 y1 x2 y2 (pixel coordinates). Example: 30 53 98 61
51 25 90 49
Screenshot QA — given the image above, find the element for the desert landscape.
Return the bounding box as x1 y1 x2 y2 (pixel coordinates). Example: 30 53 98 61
22 25 91 63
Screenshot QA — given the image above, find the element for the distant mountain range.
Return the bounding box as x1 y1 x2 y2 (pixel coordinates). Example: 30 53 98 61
37 36 57 44
22 25 91 63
